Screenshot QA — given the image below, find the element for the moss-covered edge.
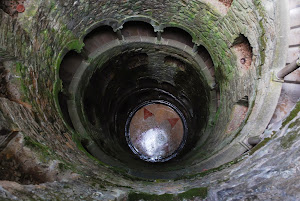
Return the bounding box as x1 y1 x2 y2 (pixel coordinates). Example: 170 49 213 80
281 101 300 128
280 103 300 149
253 0 267 76
249 137 271 155
24 136 77 172
128 187 208 201
280 128 299 149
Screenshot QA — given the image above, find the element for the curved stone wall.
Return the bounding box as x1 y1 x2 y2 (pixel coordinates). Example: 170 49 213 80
0 0 299 200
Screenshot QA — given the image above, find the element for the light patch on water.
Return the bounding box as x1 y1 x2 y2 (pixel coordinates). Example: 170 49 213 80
139 128 169 160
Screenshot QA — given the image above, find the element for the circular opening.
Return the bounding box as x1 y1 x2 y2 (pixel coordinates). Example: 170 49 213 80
126 102 187 162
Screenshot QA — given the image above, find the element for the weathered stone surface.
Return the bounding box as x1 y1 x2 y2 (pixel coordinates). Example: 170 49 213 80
0 0 297 200
0 0 280 162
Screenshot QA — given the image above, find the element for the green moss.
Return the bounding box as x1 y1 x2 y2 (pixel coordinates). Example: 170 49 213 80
24 136 53 163
254 0 267 75
128 192 174 201
25 1 38 17
58 158 80 174
184 10 196 20
24 136 47 150
24 136 79 173
41 29 49 39
249 137 271 155
20 82 30 99
70 135 121 172
146 10 153 16
217 178 229 183
45 46 53 58
177 187 208 200
14 62 35 105
15 62 26 75
53 78 62 101
49 1 56 11
282 101 300 128
154 179 168 183
215 64 229 83
258 21 266 72
288 120 297 129
58 162 69 171
281 124 299 149
66 40 85 53
128 187 208 201
212 101 222 123
87 176 133 190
